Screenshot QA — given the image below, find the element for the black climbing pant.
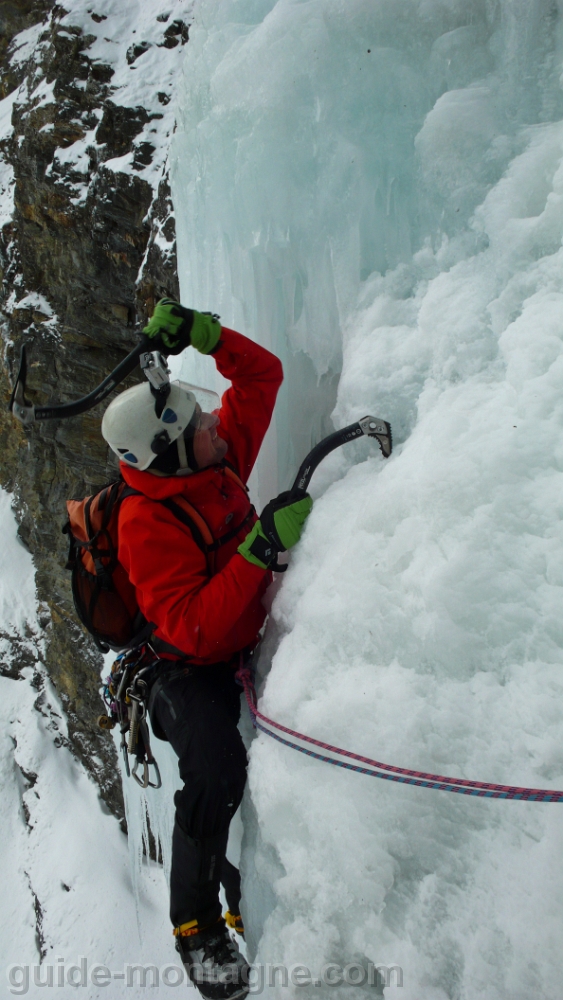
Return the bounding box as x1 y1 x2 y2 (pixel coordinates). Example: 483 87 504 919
150 662 248 928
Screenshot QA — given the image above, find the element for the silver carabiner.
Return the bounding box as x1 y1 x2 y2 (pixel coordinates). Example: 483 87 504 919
147 757 162 789
132 756 162 789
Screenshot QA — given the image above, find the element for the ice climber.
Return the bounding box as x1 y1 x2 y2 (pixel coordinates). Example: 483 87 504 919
101 300 312 1000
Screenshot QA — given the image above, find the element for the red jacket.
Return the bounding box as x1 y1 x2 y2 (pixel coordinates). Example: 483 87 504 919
118 327 283 664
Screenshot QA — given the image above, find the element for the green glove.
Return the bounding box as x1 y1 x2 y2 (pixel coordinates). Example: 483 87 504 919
142 299 221 355
238 492 313 569
190 310 222 354
238 522 280 570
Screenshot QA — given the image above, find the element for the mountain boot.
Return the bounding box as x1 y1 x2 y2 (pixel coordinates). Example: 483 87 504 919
175 917 249 1000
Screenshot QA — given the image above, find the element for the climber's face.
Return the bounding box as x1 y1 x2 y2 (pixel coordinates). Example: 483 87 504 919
192 411 228 469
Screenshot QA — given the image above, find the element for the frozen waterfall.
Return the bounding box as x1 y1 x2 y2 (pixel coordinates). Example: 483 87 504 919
165 2 563 998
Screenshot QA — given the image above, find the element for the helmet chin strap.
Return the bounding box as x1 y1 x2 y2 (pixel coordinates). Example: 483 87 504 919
176 432 190 471
176 431 199 474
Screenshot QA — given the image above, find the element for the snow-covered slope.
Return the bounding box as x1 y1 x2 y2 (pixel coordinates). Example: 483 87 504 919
0 2 193 996
170 2 563 997
6 0 195 206
0 488 177 998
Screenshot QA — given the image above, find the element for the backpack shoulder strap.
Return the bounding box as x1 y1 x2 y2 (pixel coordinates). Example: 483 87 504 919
222 460 249 494
99 481 139 530
120 486 142 500
160 496 215 575
133 472 253 580
113 486 213 561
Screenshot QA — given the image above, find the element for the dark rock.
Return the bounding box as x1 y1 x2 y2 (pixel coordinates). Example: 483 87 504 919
0 0 51 98
164 19 189 44
126 40 152 66
0 0 181 826
133 141 155 168
96 102 150 157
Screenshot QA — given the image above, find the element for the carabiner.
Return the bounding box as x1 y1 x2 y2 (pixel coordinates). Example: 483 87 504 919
132 756 162 789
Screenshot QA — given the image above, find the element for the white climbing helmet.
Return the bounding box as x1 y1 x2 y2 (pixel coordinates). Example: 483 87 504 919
101 380 220 471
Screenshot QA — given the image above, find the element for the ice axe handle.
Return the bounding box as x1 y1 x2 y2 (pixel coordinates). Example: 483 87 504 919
9 338 157 425
8 344 34 425
289 415 392 498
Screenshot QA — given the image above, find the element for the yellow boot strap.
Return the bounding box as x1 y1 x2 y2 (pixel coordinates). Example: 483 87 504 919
225 911 244 936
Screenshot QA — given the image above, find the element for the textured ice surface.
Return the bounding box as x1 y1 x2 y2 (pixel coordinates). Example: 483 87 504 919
171 2 563 998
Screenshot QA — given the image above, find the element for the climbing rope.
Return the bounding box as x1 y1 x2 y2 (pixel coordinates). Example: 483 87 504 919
236 667 563 802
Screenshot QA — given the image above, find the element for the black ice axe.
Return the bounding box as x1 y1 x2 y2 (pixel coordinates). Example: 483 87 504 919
289 415 392 496
261 415 392 574
8 341 392 475
9 341 149 424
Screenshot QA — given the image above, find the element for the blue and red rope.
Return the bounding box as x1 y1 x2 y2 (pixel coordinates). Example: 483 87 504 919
236 667 563 803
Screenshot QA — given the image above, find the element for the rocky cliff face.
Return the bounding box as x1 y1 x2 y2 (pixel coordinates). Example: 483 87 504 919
0 0 189 824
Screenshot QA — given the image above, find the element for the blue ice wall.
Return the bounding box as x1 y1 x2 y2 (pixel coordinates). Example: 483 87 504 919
168 4 563 997
171 1 563 497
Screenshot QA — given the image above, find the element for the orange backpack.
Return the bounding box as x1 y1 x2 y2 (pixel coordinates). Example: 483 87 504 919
64 468 254 653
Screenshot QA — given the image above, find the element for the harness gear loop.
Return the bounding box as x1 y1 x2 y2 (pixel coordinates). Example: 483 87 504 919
101 650 163 787
173 916 224 938
174 919 200 939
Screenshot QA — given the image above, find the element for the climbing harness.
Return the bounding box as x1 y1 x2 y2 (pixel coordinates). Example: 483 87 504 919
236 667 563 803
99 647 162 789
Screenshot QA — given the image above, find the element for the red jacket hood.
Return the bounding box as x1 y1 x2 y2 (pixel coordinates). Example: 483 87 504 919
120 461 223 500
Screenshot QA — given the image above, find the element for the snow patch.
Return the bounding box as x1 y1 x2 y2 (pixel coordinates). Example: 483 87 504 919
46 0 196 197
8 22 46 68
0 90 17 228
12 293 54 319
0 490 175 997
